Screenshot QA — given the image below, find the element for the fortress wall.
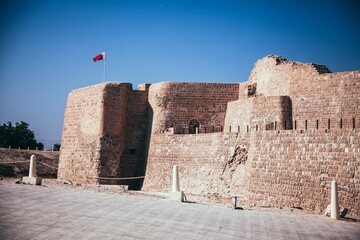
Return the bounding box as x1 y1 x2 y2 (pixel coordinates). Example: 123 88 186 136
241 56 359 132
58 55 360 214
142 133 251 196
58 84 107 183
246 130 360 215
58 82 137 184
115 88 150 189
143 129 359 215
148 82 239 133
245 55 324 97
98 83 132 181
224 96 292 133
290 71 360 130
223 97 252 134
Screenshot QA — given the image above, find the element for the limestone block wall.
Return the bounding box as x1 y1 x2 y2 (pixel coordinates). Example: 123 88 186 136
246 130 360 215
143 129 360 215
98 83 132 183
58 54 360 215
58 82 149 186
290 71 360 130
116 88 150 189
245 55 330 97
142 133 251 197
148 82 239 134
58 83 108 183
224 96 292 133
242 55 359 131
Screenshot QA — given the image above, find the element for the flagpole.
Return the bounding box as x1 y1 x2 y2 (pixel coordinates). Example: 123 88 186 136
103 52 106 82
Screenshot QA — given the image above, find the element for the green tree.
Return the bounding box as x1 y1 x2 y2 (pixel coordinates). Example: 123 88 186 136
0 121 44 150
53 143 61 151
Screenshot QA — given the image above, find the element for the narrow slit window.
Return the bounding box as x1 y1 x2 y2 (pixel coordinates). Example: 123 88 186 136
353 118 355 129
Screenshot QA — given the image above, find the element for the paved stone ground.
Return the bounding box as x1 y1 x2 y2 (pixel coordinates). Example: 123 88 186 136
0 183 359 240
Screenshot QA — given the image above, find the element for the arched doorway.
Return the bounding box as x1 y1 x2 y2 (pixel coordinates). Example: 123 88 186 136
189 119 200 134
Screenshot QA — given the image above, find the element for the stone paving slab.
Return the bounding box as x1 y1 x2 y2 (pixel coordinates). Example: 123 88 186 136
0 183 359 240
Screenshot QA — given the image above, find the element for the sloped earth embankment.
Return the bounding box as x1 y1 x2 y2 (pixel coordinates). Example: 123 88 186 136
0 148 59 178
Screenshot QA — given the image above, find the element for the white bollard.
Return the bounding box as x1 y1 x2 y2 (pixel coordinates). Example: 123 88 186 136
172 165 180 192
330 180 339 220
22 155 42 185
169 165 184 202
29 155 36 177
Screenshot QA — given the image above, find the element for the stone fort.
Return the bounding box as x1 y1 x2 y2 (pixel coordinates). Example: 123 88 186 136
58 55 360 215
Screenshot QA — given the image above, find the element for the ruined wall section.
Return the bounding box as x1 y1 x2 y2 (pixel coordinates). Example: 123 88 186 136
149 82 239 134
224 96 292 133
142 133 251 197
237 55 359 131
244 55 330 98
246 130 360 215
58 84 107 183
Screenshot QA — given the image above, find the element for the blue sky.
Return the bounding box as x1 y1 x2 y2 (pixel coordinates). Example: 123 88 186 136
0 0 359 148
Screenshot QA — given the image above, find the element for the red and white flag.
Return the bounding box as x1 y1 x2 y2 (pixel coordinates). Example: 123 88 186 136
93 52 105 62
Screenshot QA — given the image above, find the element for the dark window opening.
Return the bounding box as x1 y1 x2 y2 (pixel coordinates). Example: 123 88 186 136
189 119 200 134
353 118 356 129
247 83 257 97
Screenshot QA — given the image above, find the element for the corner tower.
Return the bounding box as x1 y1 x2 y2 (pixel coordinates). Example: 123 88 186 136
58 82 150 189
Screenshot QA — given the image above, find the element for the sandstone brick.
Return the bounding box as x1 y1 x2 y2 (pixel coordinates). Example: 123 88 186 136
59 55 360 215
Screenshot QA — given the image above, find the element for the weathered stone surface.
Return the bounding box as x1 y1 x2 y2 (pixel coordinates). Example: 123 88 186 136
58 55 360 215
